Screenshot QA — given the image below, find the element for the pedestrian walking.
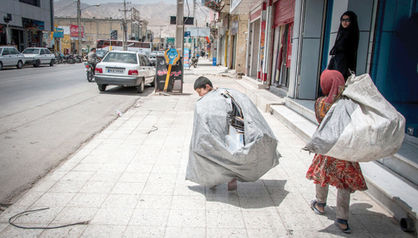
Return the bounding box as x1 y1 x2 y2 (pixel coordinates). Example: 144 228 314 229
186 77 279 191
328 11 359 79
306 70 368 234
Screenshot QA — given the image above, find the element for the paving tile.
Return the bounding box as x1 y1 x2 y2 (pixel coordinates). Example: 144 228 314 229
12 206 64 224
89 171 122 182
111 182 145 195
67 193 108 208
90 208 134 225
61 171 95 181
52 207 98 224
206 210 245 228
80 225 126 238
164 227 206 238
167 209 206 227
136 195 172 209
171 195 206 210
0 223 7 233
207 228 248 238
123 226 166 238
30 179 57 192
48 179 87 193
0 205 29 223
80 181 115 194
129 209 170 226
119 172 150 183
12 191 44 207
247 227 289 238
101 194 139 208
142 182 175 195
242 210 284 229
0 224 44 238
38 225 87 238
32 192 75 208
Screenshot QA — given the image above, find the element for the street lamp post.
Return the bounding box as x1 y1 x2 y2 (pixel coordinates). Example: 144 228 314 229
76 1 100 55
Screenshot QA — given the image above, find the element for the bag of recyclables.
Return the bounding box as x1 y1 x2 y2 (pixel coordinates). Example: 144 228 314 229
186 88 280 187
304 74 405 162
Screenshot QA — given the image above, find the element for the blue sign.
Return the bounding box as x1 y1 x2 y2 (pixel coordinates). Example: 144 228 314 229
184 48 190 68
165 48 180 65
53 28 64 38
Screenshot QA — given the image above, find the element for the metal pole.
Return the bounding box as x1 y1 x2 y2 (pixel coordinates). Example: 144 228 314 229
77 0 81 55
175 0 184 51
123 0 128 50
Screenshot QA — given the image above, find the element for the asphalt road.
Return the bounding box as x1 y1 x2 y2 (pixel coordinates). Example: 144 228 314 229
0 63 153 204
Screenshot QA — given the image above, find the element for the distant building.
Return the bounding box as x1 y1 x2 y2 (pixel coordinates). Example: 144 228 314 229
54 17 149 54
0 0 54 51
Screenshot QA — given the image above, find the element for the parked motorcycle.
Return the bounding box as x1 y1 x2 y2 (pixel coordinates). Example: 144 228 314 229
84 62 95 82
74 55 82 63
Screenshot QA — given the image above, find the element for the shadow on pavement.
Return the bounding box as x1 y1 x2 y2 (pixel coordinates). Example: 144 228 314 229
99 85 155 96
318 203 413 237
188 179 289 209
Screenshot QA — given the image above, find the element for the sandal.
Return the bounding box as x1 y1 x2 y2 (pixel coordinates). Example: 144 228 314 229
310 200 326 215
335 219 351 234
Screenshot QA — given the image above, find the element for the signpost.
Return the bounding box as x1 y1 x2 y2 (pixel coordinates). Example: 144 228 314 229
163 48 180 92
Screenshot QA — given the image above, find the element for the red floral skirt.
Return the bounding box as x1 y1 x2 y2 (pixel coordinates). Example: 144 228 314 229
306 154 368 192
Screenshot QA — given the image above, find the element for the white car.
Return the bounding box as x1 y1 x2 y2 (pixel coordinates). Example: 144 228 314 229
22 47 55 67
94 51 156 93
0 46 26 70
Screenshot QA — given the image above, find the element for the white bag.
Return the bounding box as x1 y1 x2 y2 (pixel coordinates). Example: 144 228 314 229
304 74 406 162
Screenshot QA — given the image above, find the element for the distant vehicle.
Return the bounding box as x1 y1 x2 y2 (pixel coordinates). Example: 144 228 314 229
0 46 26 70
22 47 55 67
94 51 156 93
96 40 152 55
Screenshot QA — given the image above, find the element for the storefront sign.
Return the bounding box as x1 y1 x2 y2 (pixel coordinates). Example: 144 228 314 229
53 27 64 38
22 18 45 31
70 24 84 38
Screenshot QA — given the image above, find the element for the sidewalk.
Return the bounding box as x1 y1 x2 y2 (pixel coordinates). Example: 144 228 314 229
0 65 413 238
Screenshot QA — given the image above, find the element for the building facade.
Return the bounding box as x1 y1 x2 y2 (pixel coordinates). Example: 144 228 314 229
0 0 54 51
54 17 149 54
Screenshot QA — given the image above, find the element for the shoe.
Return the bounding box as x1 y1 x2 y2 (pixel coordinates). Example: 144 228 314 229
335 219 351 234
227 178 237 191
310 200 326 215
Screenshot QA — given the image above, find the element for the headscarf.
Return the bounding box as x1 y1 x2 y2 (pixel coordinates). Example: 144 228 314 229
320 70 345 104
338 11 359 51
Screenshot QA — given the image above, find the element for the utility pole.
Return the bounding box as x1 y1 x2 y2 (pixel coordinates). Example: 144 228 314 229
119 0 131 50
77 0 81 55
175 0 184 54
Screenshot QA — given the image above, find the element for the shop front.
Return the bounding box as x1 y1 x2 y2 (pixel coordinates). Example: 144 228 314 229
269 0 295 90
246 5 262 78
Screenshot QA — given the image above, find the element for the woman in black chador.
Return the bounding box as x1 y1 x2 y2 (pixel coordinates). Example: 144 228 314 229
328 11 359 79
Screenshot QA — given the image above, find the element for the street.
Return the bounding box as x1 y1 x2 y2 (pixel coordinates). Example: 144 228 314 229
0 64 153 204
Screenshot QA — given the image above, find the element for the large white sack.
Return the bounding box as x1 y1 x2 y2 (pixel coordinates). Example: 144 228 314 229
304 74 405 162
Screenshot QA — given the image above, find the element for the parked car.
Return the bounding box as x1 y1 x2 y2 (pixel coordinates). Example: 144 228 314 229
94 51 155 93
22 47 55 67
0 46 26 70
